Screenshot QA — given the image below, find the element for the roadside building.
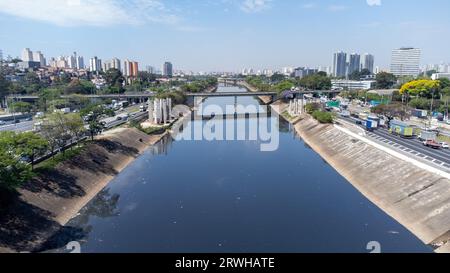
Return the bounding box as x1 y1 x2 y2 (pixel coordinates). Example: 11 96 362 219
331 80 375 90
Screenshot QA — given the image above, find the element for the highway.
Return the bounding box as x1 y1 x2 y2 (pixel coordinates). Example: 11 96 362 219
0 120 34 132
339 116 450 168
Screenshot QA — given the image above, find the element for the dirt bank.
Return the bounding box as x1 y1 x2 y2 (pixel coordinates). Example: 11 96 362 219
0 128 167 252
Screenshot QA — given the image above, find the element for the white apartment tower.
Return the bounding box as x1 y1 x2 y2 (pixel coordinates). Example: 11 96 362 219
89 56 102 72
21 48 33 62
390 47 421 77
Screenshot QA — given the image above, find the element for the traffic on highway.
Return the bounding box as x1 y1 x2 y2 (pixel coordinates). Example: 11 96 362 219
0 101 149 133
339 115 450 169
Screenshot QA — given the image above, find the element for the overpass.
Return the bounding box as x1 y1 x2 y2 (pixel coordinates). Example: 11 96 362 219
186 90 340 97
6 93 154 101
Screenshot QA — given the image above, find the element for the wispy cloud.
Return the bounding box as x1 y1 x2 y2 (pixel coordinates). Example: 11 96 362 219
301 3 317 9
366 0 382 7
0 0 180 27
240 0 272 13
328 5 348 12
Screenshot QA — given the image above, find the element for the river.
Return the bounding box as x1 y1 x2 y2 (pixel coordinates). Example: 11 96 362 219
48 85 431 253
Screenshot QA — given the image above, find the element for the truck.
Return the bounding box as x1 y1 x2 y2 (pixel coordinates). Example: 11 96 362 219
364 115 379 131
411 109 428 118
418 130 437 141
54 108 71 114
423 139 441 149
390 120 414 138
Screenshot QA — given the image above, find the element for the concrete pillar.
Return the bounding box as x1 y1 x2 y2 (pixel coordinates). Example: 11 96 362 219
168 98 172 121
148 98 154 122
162 99 168 124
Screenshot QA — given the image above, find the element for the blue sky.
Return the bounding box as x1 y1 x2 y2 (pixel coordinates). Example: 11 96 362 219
0 0 449 72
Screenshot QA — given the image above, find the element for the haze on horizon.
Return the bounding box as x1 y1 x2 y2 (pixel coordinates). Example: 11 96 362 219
0 0 449 72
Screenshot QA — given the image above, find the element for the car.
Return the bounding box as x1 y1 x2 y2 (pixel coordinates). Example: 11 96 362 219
25 117 32 121
441 142 449 149
0 120 5 126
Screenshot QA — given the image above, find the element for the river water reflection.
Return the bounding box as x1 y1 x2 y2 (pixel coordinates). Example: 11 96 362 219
51 85 431 253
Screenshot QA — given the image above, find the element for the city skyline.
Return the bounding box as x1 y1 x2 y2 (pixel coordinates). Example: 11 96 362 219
1 0 450 71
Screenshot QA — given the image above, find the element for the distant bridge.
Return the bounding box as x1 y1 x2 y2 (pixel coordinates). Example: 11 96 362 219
186 90 340 97
7 89 341 106
6 93 154 101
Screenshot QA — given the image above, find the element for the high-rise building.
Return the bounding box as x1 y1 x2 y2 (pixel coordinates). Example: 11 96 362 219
333 51 347 77
131 61 138 77
123 59 138 77
348 53 361 75
21 48 33 62
390 47 421 77
294 67 318 79
111 58 121 71
363 53 375 73
68 52 77 69
76 55 84 70
163 62 173 77
146 65 155 74
89 56 102 72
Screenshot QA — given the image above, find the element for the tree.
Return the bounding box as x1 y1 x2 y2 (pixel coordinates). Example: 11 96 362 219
371 103 411 121
65 113 86 145
376 72 397 89
270 73 285 83
0 71 11 107
39 88 61 112
274 80 295 93
41 112 84 155
64 79 95 95
399 79 440 98
105 68 125 93
14 132 48 170
9 101 32 113
0 132 33 190
298 73 332 90
348 69 371 81
438 78 450 89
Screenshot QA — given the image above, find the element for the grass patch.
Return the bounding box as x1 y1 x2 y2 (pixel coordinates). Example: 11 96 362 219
141 125 170 135
281 111 295 121
34 144 86 173
437 135 450 143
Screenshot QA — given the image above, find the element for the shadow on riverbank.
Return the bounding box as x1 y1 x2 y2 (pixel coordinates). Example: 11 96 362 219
0 128 166 252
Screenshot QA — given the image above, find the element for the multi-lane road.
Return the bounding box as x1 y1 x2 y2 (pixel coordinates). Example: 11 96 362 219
0 104 148 133
339 116 450 169
0 120 34 132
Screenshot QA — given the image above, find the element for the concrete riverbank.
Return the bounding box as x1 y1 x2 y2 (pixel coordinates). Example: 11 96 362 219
270 101 450 252
0 128 167 252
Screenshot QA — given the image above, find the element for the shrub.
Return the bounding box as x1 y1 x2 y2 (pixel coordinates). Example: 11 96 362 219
312 110 334 124
305 103 320 114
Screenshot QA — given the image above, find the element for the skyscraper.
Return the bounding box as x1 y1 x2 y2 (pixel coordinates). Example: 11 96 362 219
390 47 421 77
89 56 102 72
363 53 375 74
123 59 138 77
333 51 347 77
104 58 121 71
77 55 84 70
21 48 33 62
163 62 173 77
68 52 77 69
348 53 361 75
